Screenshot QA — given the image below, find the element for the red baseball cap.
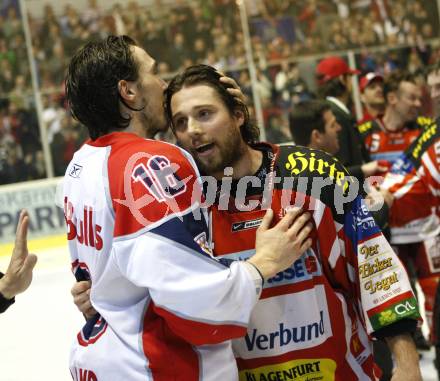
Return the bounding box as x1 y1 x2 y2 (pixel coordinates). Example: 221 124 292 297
316 56 360 84
359 72 383 92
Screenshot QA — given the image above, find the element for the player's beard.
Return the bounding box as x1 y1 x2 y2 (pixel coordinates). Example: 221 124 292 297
193 124 246 178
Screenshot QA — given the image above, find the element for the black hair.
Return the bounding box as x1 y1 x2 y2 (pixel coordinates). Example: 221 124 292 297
317 76 348 99
289 100 331 146
426 61 440 77
383 70 417 100
164 64 259 144
65 35 139 140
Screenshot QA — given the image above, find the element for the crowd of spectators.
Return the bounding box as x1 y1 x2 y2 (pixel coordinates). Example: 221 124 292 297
248 0 439 61
0 2 45 185
28 0 440 89
0 97 46 184
0 0 440 184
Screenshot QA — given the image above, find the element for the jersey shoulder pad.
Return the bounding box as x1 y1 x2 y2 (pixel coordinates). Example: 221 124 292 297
276 145 355 222
277 145 352 195
357 120 379 135
108 139 200 237
408 121 440 164
416 116 434 127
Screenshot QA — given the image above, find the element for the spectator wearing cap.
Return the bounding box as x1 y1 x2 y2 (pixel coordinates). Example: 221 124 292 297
359 72 385 124
316 56 387 183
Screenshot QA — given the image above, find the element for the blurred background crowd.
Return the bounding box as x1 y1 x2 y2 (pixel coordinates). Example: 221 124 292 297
0 0 439 184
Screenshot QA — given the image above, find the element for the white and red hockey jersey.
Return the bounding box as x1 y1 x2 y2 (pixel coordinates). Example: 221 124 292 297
63 132 263 381
210 144 420 381
383 121 440 244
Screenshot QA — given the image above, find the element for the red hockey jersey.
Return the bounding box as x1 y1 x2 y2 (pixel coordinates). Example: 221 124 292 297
384 120 440 244
210 144 420 381
357 116 432 171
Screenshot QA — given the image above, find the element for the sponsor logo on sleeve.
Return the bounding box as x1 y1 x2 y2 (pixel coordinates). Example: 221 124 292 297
360 236 421 330
368 296 419 330
349 199 380 239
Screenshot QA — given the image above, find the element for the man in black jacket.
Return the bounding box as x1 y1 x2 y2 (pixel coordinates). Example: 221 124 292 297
0 210 37 313
316 56 387 183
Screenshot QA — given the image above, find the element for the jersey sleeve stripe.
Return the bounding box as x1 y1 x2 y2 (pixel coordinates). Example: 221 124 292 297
142 302 200 381
423 153 440 185
153 304 247 345
328 238 341 269
141 227 225 269
392 175 419 199
113 202 203 241
147 214 213 259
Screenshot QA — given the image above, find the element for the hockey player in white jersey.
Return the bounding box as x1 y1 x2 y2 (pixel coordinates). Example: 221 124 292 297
63 35 313 381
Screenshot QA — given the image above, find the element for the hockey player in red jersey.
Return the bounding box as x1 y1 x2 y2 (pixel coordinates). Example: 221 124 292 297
63 36 314 381
383 117 440 374
358 71 437 349
163 64 422 381
357 71 428 172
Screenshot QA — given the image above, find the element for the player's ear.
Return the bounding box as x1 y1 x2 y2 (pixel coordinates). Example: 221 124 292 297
387 91 397 105
118 79 136 102
310 129 322 146
233 108 245 127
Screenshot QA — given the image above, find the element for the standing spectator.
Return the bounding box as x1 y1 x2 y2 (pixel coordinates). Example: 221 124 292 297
254 67 272 106
316 56 386 182
275 61 310 109
358 72 385 124
50 114 85 176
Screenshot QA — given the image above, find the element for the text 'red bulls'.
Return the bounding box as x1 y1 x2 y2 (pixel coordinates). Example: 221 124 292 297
64 197 103 250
